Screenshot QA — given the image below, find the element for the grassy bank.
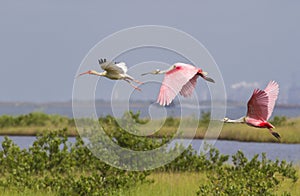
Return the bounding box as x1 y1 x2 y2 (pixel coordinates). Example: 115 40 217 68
218 118 300 143
123 170 300 196
3 171 300 196
0 112 300 143
123 172 206 196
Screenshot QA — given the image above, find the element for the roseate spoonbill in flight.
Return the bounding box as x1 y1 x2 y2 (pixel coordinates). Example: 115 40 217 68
77 59 143 91
142 63 215 106
223 81 280 140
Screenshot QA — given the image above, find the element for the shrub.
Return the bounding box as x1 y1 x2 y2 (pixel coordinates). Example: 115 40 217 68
0 129 150 195
197 151 298 196
270 116 287 127
199 111 211 125
163 116 180 127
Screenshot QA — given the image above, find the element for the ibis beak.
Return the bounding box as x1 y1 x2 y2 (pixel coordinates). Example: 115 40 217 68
76 70 97 78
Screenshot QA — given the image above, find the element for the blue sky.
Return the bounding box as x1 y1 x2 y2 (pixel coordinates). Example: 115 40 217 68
0 1 299 102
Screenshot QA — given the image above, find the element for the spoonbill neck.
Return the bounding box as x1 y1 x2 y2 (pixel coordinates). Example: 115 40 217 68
155 67 173 74
158 69 170 74
157 66 176 74
226 117 246 123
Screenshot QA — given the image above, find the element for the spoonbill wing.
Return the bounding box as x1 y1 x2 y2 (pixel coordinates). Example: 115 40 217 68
247 89 269 121
263 81 279 120
179 74 199 97
247 81 279 121
157 64 198 106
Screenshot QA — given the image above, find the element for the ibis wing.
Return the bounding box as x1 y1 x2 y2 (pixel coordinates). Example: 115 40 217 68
157 64 198 106
114 62 128 73
100 61 127 74
263 81 279 120
99 61 113 71
179 75 199 97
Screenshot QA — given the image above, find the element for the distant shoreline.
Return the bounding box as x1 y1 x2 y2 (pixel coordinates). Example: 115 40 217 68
0 111 299 144
0 100 300 108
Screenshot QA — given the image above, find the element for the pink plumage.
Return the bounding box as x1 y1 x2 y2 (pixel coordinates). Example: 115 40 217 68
157 63 203 106
224 81 280 140
264 81 279 120
246 81 279 122
245 81 280 139
180 75 199 97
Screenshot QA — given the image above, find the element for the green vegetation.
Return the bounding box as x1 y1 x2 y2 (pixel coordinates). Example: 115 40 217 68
124 170 300 196
197 151 297 195
0 112 73 128
0 129 150 195
0 129 298 195
123 172 207 196
219 116 300 143
0 112 299 143
0 112 76 136
0 111 299 195
270 116 288 126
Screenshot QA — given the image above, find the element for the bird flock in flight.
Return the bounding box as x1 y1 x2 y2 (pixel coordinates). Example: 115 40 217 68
77 59 280 140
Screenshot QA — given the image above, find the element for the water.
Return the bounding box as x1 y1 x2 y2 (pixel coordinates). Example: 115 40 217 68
191 140 300 164
0 136 299 164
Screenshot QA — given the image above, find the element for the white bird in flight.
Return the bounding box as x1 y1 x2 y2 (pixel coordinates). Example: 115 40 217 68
77 59 143 91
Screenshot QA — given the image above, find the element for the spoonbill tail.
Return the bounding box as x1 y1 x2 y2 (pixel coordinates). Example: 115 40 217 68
77 59 143 91
223 81 280 140
142 63 215 106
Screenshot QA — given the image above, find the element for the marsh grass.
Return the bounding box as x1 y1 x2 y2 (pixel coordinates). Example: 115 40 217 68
121 172 207 196
0 188 54 196
0 126 77 136
0 112 300 143
1 170 299 196
2 171 299 196
122 170 300 196
276 166 300 195
219 118 300 143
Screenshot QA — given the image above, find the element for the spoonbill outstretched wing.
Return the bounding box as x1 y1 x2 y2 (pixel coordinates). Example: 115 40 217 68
223 81 280 140
142 63 215 106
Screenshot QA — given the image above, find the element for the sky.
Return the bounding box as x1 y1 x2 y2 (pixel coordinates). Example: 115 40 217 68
0 1 299 103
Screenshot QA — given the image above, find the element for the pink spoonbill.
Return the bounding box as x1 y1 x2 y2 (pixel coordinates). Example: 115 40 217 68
77 59 143 91
142 63 215 106
223 81 280 140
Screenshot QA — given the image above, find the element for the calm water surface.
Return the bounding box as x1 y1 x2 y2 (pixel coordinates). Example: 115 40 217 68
1 136 299 164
